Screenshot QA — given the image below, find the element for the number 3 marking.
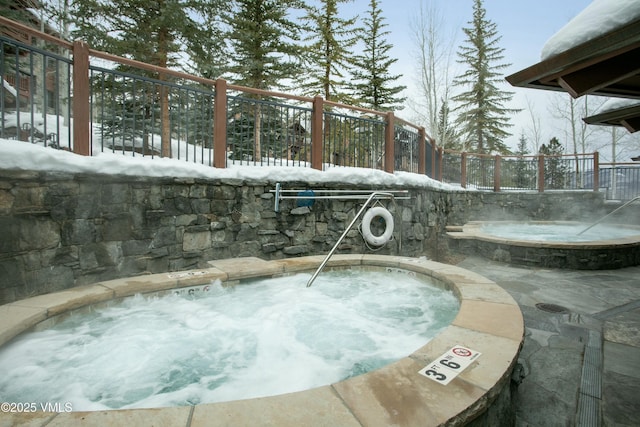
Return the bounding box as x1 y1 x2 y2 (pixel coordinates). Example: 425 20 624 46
424 369 447 381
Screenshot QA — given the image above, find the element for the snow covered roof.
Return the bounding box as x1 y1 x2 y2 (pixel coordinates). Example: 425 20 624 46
506 21 640 99
583 99 640 133
541 0 640 60
507 0 640 137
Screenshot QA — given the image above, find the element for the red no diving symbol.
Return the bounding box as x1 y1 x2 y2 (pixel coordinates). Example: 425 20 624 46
453 347 472 357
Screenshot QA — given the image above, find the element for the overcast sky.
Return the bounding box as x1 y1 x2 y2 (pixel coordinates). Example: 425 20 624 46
342 0 595 151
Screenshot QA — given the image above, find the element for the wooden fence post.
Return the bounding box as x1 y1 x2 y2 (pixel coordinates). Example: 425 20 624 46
311 96 324 171
437 147 444 182
593 151 600 191
430 137 437 179
538 154 545 192
461 152 467 188
213 79 227 168
418 127 426 175
494 154 501 192
72 40 90 156
385 112 394 173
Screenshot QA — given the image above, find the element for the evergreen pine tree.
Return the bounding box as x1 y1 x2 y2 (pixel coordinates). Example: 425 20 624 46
513 133 533 188
182 3 227 80
70 0 225 157
0 0 40 28
539 137 568 189
224 0 304 91
223 0 305 162
436 98 460 151
515 133 529 156
1 0 53 117
350 0 406 111
71 0 223 72
452 0 519 154
298 0 358 103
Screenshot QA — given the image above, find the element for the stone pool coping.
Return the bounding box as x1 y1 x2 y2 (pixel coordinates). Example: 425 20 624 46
0 255 524 426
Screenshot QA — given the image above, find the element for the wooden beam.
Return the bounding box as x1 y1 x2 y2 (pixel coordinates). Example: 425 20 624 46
311 96 324 171
584 104 640 132
213 79 227 168
384 112 395 173
72 41 90 156
418 127 426 175
621 117 640 133
557 47 640 97
506 19 640 97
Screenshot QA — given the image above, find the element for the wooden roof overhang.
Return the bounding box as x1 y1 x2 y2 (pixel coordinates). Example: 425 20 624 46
506 18 640 134
506 19 640 99
583 103 640 133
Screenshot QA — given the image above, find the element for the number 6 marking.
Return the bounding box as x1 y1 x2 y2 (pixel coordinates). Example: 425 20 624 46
440 359 461 369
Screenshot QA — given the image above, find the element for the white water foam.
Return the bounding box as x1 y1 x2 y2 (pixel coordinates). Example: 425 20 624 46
0 269 457 411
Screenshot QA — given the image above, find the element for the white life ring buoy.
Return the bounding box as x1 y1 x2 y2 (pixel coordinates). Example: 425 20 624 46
361 206 394 246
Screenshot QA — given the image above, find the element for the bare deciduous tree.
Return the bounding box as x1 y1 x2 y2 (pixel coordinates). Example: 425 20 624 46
524 96 543 153
591 124 640 163
549 93 605 155
409 0 456 148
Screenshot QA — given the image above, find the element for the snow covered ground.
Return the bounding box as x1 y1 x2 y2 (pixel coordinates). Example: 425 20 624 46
0 137 460 191
0 106 458 191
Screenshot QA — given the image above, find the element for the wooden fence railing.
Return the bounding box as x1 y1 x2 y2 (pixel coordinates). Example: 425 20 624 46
0 15 432 175
5 15 636 200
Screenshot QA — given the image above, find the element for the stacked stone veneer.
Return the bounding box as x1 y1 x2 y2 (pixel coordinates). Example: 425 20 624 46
0 169 607 304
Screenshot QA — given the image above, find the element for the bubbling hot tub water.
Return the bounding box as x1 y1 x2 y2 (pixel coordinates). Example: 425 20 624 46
449 221 640 269
480 222 640 242
0 269 457 411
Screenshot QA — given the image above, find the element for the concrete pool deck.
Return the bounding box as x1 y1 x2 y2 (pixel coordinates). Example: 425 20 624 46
456 256 640 426
0 255 523 427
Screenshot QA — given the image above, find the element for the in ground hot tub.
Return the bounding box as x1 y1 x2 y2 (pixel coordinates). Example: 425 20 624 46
0 255 523 426
447 221 640 269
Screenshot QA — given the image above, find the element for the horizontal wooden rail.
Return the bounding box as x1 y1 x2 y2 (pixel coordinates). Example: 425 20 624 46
1 15 433 177
0 15 73 49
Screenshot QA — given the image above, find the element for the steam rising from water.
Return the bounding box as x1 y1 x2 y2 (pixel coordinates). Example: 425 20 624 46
0 270 457 411
480 223 640 242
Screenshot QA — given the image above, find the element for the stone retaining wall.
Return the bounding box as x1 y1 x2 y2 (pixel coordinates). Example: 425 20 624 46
0 169 607 304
